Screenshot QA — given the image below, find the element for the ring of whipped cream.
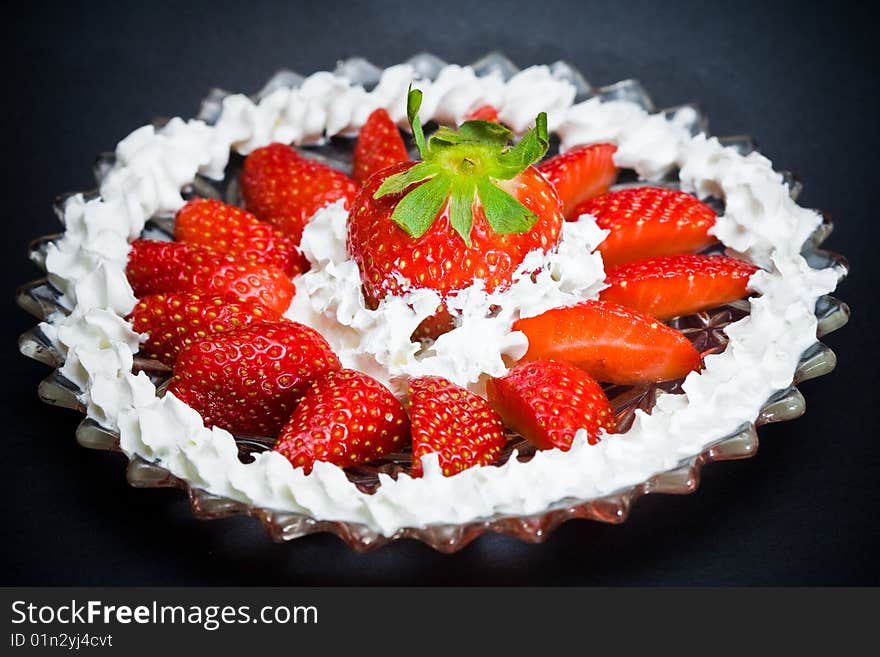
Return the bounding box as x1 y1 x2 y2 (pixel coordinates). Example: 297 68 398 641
40 62 840 536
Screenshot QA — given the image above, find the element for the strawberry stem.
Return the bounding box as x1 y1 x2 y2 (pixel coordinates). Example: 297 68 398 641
407 85 428 158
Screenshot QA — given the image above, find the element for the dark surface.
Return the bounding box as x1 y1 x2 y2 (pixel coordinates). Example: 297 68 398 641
3 0 878 585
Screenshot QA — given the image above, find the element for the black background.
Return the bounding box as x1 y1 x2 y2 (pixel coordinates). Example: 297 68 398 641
3 0 878 585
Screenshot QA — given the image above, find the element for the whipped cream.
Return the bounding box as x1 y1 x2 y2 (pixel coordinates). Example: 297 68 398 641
40 62 840 536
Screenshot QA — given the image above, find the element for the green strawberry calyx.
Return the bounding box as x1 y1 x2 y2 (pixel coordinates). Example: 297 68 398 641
373 86 549 246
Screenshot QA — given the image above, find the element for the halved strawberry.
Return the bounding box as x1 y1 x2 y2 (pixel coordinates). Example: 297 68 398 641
464 105 500 123
409 376 506 477
129 292 280 366
513 300 702 384
353 108 409 185
125 240 294 315
486 360 615 451
175 198 306 276
575 186 717 268
601 254 759 320
240 142 359 243
168 321 340 436
274 369 409 474
537 143 618 218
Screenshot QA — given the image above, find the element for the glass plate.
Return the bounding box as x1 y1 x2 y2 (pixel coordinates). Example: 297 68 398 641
17 53 850 552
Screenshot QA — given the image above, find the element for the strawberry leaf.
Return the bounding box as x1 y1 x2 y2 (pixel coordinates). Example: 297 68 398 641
494 112 549 179
477 179 538 234
374 161 438 198
430 121 511 149
390 175 452 238
449 183 476 246
428 127 467 150
456 120 513 145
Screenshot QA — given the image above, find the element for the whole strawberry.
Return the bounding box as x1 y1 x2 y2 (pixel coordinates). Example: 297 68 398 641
175 197 306 276
486 360 616 451
168 321 340 436
409 376 506 477
240 142 359 244
125 239 295 315
347 88 563 325
130 292 280 366
274 369 409 474
352 108 409 185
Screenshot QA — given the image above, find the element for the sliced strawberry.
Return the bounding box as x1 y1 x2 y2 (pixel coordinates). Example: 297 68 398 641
513 300 702 385
409 376 506 477
125 240 294 315
175 198 306 276
575 186 717 268
537 143 618 218
353 108 409 185
486 360 615 451
601 254 759 320
274 369 409 474
464 105 500 123
240 142 359 243
130 293 280 366
169 321 340 436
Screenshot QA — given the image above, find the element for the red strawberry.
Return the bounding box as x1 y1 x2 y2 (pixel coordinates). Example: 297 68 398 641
464 105 500 123
410 303 458 342
537 143 618 218
130 292 281 366
175 198 306 276
408 376 506 477
513 300 702 384
575 186 717 268
601 254 759 320
347 88 563 334
486 360 615 450
274 369 409 474
353 108 409 185
168 321 340 436
240 142 359 244
125 240 294 315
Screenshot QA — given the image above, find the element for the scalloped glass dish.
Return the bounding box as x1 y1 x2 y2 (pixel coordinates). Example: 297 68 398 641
17 53 850 552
